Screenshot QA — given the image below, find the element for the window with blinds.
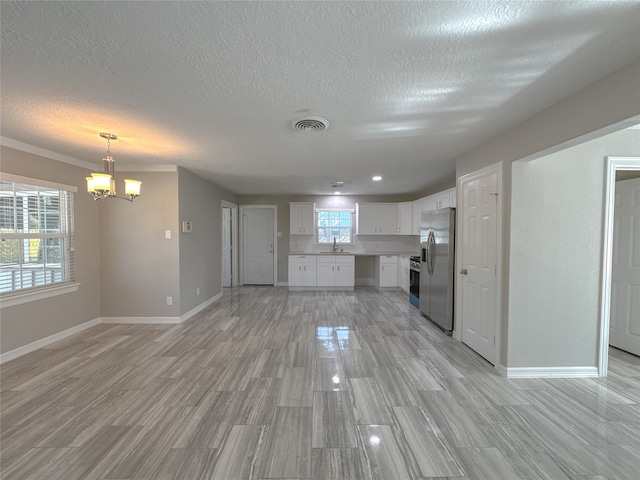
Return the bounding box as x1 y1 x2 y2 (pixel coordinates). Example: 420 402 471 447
0 178 75 295
316 209 354 244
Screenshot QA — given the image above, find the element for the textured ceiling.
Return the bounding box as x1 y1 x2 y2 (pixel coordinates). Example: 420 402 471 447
1 1 639 195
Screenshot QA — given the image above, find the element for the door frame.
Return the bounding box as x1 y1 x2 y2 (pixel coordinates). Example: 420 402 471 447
239 205 278 286
455 161 503 372
222 200 239 288
598 156 640 376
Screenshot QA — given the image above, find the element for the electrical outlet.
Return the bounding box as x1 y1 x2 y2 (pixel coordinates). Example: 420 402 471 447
166 296 173 305
165 230 172 239
196 288 200 296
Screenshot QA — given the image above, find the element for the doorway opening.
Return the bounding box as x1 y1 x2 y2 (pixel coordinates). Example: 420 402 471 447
599 156 640 375
222 201 239 288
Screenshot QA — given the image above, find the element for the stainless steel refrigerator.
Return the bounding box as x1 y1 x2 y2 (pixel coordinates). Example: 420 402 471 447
420 208 455 335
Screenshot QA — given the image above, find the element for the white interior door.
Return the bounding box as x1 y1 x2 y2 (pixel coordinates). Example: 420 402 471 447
460 171 498 364
243 207 275 285
222 207 232 287
609 177 640 356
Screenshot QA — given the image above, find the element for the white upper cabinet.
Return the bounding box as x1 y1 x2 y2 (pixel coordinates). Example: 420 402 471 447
397 202 413 235
412 187 457 234
356 203 398 235
412 198 425 235
357 204 379 235
290 202 314 235
431 191 450 210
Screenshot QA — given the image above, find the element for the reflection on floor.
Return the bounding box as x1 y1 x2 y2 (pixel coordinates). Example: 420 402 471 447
1 287 639 479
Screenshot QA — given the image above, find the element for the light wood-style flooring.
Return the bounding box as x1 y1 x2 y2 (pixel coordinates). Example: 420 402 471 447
1 287 639 479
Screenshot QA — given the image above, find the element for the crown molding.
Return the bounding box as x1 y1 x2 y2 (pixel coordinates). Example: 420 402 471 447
0 137 178 173
1 136 96 170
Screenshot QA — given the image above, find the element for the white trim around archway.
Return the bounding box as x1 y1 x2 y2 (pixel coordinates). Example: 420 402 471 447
222 200 239 288
598 156 640 376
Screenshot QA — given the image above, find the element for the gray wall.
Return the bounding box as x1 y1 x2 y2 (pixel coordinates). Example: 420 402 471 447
0 146 101 353
509 128 639 368
99 171 181 318
455 59 640 369
178 167 237 315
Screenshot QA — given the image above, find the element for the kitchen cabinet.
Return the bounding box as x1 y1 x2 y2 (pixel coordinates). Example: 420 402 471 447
449 189 457 207
412 197 429 235
397 202 413 235
375 255 398 288
356 203 398 235
316 255 355 287
431 191 450 210
398 256 410 293
290 202 315 235
288 255 317 287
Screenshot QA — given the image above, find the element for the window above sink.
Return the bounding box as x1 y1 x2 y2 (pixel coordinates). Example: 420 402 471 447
316 209 354 245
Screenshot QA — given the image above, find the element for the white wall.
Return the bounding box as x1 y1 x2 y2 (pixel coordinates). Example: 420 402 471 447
455 59 640 369
509 128 639 368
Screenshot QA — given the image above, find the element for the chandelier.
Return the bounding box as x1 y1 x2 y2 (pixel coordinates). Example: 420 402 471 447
86 133 141 202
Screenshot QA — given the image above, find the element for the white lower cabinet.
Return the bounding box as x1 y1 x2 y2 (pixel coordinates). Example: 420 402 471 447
399 256 410 293
288 255 317 287
375 255 398 288
316 255 355 287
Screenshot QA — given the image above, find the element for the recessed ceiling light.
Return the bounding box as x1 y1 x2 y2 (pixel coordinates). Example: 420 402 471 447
372 176 382 181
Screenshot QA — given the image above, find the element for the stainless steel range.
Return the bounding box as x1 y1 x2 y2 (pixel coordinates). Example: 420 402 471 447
409 255 420 308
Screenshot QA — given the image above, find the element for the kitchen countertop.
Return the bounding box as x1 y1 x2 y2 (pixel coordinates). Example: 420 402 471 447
288 252 415 257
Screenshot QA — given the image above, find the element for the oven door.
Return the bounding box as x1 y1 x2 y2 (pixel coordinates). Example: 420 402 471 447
409 267 420 298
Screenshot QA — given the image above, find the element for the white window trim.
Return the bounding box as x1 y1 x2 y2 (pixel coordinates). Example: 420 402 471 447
0 282 80 308
315 208 355 245
0 172 78 193
0 173 77 298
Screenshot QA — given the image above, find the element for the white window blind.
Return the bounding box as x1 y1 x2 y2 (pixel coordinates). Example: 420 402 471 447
0 178 75 295
316 209 354 244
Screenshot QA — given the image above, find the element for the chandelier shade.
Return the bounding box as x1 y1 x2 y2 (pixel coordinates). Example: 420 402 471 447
87 133 141 202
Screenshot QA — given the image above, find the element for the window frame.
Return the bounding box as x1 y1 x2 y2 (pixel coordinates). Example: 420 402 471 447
315 208 355 245
0 173 79 307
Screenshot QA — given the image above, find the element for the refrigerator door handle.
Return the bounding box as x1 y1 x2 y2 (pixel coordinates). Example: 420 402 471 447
427 230 436 275
430 231 436 275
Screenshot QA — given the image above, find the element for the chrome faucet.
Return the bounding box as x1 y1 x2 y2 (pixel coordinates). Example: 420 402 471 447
333 237 338 252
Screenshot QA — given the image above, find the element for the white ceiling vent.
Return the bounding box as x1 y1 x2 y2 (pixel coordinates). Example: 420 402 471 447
291 116 329 132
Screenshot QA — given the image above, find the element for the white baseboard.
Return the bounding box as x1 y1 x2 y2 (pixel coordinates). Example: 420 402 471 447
180 292 222 322
0 317 101 364
1 292 227 363
505 366 599 379
100 316 182 324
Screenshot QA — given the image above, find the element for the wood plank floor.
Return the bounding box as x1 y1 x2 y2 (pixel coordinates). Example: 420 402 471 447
1 287 639 479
